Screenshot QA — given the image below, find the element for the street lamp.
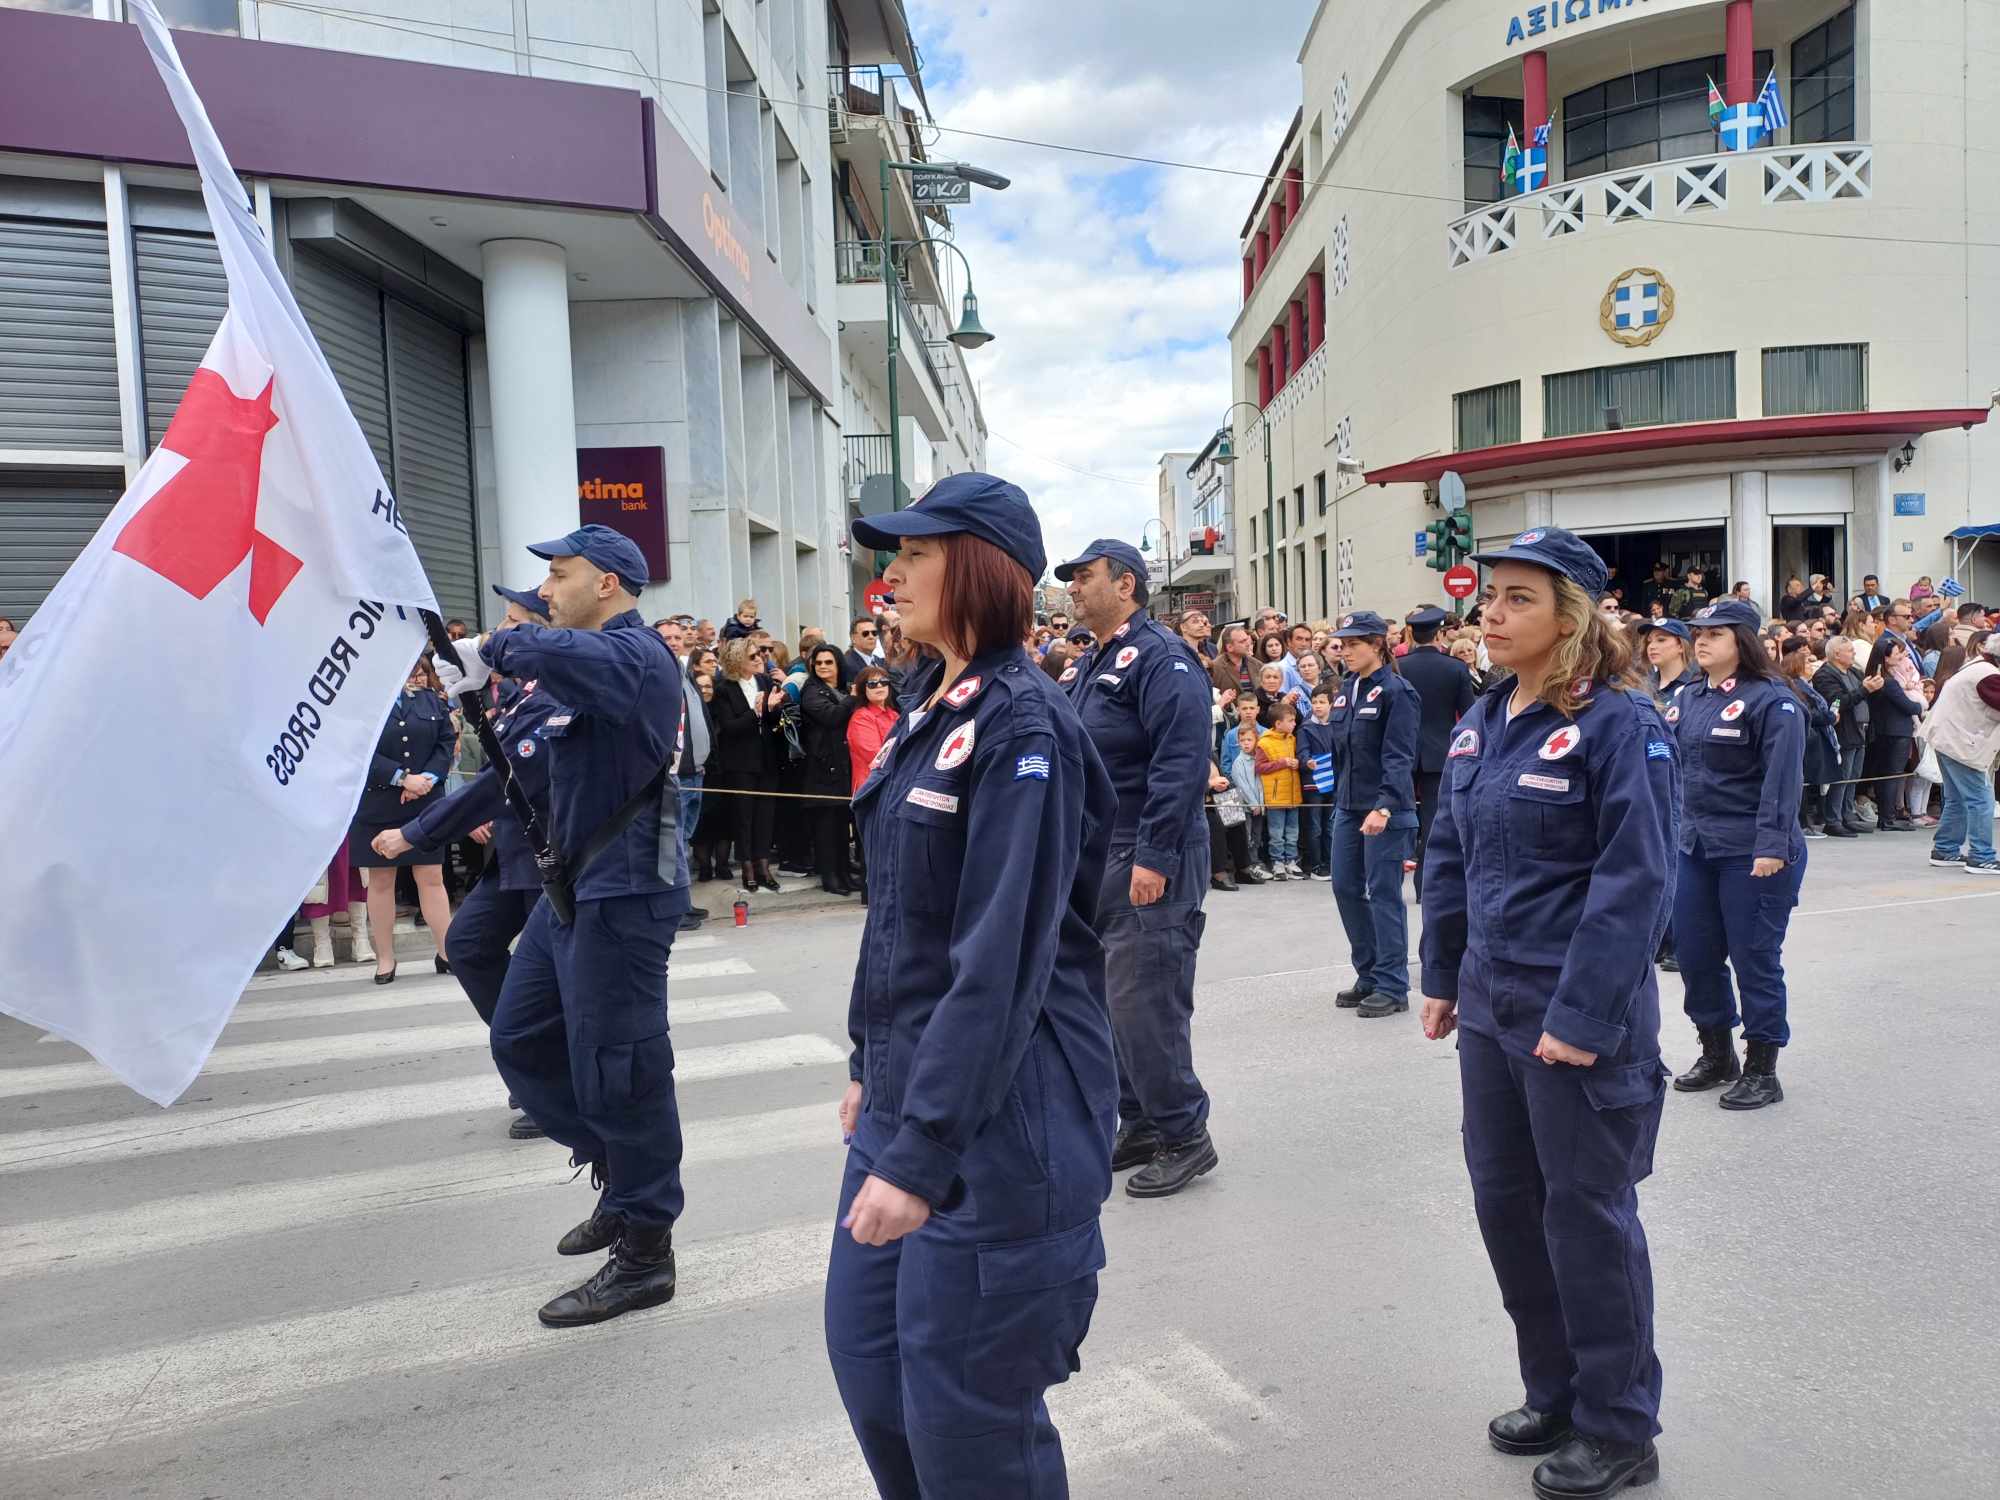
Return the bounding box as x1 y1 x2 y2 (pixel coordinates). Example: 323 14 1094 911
1212 400 1274 621
1139 518 1174 607
880 157 1009 518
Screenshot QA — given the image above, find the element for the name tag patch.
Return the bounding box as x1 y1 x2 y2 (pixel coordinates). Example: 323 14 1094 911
1710 726 1744 739
906 787 960 814
1096 672 1122 687
1015 754 1051 781
1358 707 1378 718
1518 773 1570 792
547 714 573 727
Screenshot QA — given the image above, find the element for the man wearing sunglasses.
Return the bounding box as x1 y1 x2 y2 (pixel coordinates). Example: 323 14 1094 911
843 615 881 682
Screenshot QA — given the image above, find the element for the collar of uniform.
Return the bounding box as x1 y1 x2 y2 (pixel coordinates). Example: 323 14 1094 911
602 608 647 634
1356 662 1392 689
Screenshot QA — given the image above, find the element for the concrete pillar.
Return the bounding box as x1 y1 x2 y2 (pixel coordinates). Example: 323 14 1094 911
1257 345 1273 407
1243 255 1255 302
1731 469 1771 603
1288 299 1307 371
1522 489 1555 528
1725 1 1755 104
1284 169 1302 225
480 240 579 577
1522 49 1549 132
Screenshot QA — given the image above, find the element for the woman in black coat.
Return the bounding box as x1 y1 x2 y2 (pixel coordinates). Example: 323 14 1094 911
710 637 786 892
1864 635 1925 832
798 643 858 895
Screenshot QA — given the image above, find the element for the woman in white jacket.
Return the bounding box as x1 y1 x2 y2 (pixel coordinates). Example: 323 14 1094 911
1920 631 2000 874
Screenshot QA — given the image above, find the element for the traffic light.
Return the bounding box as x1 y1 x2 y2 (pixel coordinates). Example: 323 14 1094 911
1425 518 1451 571
1446 508 1475 555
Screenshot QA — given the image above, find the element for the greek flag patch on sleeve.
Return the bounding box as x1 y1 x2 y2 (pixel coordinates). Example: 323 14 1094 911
1779 700 1796 713
1647 740 1673 760
1015 754 1052 781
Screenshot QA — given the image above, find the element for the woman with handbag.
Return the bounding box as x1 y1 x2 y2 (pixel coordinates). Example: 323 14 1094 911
799 644 859 895
711 637 785 892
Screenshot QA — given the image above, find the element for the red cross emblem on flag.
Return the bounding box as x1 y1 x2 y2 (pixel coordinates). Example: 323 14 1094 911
1539 725 1581 761
111 368 302 624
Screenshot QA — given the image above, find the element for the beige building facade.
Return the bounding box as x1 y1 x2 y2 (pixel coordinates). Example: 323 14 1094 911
1229 0 2000 622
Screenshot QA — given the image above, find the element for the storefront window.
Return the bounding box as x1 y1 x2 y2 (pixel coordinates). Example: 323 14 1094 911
1543 353 1736 438
1463 93 1524 210
1790 7 1856 145
1563 51 1771 179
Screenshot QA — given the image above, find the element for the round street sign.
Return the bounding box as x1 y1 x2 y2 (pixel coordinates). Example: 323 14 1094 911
864 579 892 612
1443 563 1478 600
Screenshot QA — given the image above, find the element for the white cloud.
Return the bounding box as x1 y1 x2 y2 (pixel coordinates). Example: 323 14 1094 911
907 0 1319 571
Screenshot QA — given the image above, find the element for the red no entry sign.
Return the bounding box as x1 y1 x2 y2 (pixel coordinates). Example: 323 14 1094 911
1443 564 1478 600
864 579 892 612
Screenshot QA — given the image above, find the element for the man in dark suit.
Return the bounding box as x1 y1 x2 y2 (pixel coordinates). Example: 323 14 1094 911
841 615 881 682
1399 606 1476 901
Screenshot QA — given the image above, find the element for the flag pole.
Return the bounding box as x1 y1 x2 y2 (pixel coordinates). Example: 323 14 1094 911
417 610 575 924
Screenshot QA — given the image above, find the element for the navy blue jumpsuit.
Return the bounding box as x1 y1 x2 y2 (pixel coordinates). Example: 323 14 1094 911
1420 680 1681 1443
1329 664 1422 1002
825 645 1118 1500
479 612 691 1229
1062 612 1214 1146
1670 673 1807 1046
401 679 562 1023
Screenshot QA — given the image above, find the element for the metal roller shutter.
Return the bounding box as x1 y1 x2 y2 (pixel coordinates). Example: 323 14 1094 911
290 249 393 479
387 300 478 620
135 228 228 450
0 219 120 450
0 467 125 624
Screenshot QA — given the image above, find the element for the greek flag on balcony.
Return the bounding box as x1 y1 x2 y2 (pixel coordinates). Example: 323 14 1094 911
1515 118 1552 195
1717 101 1767 153
1613 275 1663 331
1757 69 1789 133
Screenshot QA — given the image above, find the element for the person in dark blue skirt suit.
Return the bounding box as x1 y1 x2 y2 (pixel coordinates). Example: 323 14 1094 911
348 656 455 981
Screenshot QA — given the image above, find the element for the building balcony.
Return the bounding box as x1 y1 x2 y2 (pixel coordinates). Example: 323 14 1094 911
835 240 980 446
827 64 951 241
1445 142 1871 268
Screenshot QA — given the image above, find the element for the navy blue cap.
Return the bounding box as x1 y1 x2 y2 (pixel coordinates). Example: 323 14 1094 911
527 524 648 594
1053 538 1147 584
1637 617 1691 642
1331 610 1393 638
1066 626 1095 645
1405 606 1450 630
490 581 551 620
850 471 1046 582
1685 598 1763 630
1469 526 1609 597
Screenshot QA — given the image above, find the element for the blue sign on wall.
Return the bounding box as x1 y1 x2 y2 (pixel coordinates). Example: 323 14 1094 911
1894 493 1926 517
1507 0 1651 47
1415 531 1429 556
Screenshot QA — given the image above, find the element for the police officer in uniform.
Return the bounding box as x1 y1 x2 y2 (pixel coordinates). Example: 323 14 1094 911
823 473 1119 1499
439 525 690 1328
1056 539 1218 1197
1419 528 1678 1500
1399 605 1476 901
1669 598 1806 1110
1327 611 1422 1017
376 583 563 1141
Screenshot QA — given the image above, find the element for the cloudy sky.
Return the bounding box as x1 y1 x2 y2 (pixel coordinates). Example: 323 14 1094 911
905 0 1320 574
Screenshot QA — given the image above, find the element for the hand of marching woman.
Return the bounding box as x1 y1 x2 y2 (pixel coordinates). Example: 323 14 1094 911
837 1079 862 1142
843 1174 930 1247
1420 997 1457 1040
1750 857 1786 878
1533 1032 1597 1067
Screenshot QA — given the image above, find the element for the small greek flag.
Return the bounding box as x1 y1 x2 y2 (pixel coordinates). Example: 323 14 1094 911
1757 68 1789 133
1014 754 1051 781
1940 577 1966 599
1308 753 1335 794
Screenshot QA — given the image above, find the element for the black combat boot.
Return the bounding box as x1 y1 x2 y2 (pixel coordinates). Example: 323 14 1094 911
538 1224 676 1328
1719 1040 1784 1110
1672 1025 1739 1092
1531 1434 1658 1499
1334 983 1372 1009
557 1167 622 1256
1124 1128 1218 1198
1487 1404 1574 1456
1356 992 1409 1018
1110 1124 1162 1172
508 1114 546 1140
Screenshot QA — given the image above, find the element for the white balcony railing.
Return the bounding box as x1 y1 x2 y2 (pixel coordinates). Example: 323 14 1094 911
1446 143 1872 268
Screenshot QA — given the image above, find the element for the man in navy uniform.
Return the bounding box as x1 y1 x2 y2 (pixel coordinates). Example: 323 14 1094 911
377 582 563 1141
1057 539 1219 1197
439 524 690 1328
1399 605 1477 901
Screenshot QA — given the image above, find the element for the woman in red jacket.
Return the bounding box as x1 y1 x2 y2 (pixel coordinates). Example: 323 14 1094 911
846 666 899 794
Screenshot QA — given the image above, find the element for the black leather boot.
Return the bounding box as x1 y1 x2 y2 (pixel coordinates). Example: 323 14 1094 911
1334 983 1372 1009
537 1224 676 1328
1124 1129 1218 1198
1357 992 1409 1018
1673 1025 1739 1092
1488 1404 1574 1456
558 1173 622 1256
1531 1434 1658 1499
1720 1040 1784 1110
508 1114 546 1141
1110 1124 1162 1172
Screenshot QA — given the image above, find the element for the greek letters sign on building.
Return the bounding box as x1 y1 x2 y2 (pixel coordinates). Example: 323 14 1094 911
1507 0 1650 46
577 446 669 583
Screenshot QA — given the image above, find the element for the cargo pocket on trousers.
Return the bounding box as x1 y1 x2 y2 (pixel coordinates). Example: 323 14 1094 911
577 1033 676 1115
969 1219 1106 1393
1573 1060 1669 1191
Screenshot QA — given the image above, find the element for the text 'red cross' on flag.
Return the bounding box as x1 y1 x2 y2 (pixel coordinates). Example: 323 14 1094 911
0 0 437 1105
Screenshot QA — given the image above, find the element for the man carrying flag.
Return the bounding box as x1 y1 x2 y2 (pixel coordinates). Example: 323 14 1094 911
0 0 434 1106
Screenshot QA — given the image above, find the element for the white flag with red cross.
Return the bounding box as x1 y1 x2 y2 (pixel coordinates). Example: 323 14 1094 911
0 0 436 1104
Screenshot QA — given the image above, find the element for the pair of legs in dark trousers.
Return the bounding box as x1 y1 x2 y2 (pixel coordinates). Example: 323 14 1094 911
1673 847 1804 1047
445 875 537 1024
1329 809 1416 1000
1826 745 1864 828
809 804 854 890
729 771 778 866
489 891 688 1228
1099 843 1210 1144
1208 807 1253 877
1412 770 1442 901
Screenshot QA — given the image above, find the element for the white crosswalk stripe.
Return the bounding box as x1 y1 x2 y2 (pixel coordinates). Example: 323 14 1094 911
239 929 723 994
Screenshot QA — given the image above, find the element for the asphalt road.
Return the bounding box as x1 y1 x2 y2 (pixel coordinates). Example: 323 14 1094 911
2 834 1995 1499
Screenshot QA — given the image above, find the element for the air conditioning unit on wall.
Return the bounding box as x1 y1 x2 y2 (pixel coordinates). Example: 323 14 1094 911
828 95 850 143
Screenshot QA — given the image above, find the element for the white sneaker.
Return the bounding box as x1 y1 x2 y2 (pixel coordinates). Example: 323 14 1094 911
1965 858 2000 875
274 946 309 972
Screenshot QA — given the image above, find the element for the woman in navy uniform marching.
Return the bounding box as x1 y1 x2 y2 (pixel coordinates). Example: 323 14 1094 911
823 472 1119 1500
1668 598 1807 1110
348 653 456 982
1419 527 1680 1500
1326 611 1422 1017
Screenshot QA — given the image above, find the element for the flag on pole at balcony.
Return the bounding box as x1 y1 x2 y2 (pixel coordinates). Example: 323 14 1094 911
1757 68 1789 133
1515 117 1553 194
1500 124 1521 195
1706 76 1725 125
1717 102 1767 153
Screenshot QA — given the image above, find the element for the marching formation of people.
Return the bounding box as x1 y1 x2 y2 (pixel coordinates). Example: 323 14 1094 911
234 469 1998 1500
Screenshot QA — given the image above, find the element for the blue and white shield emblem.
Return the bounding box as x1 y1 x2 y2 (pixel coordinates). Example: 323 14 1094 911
1603 267 1674 348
